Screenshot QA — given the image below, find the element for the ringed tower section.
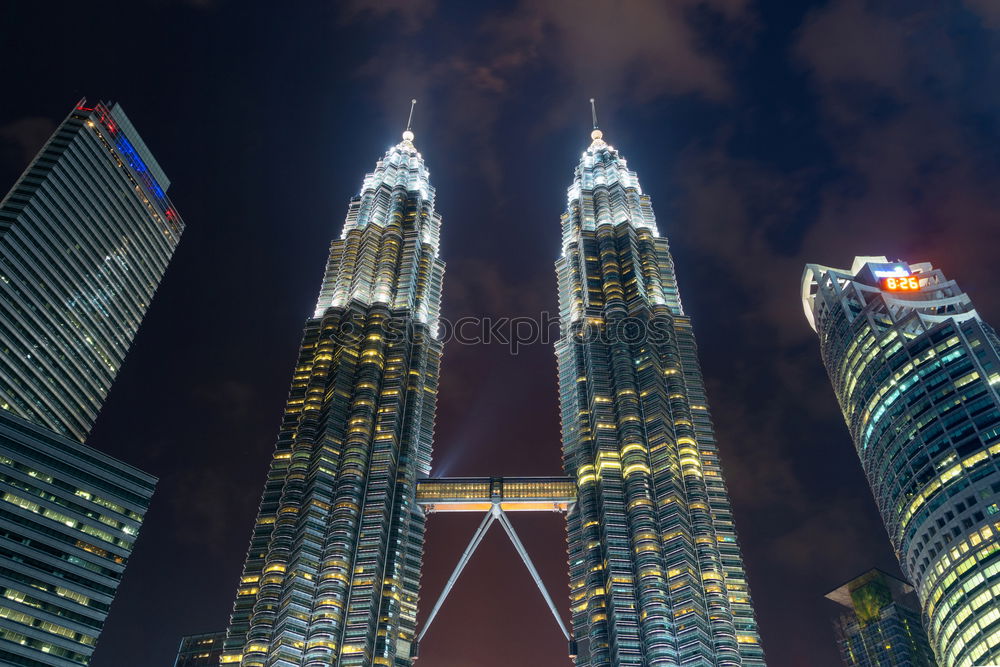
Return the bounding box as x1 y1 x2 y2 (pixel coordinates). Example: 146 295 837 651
222 106 445 667
554 107 765 666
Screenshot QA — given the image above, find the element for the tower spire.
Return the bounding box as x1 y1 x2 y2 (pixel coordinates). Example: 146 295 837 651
403 98 417 143
589 98 604 145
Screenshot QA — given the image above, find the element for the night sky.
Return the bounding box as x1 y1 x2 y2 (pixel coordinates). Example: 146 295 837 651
2 1 1000 665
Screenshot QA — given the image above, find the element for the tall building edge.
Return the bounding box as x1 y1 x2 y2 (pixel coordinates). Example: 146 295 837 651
221 128 444 666
0 410 155 666
803 257 1000 665
555 127 765 666
174 630 227 666
0 100 184 443
0 99 178 664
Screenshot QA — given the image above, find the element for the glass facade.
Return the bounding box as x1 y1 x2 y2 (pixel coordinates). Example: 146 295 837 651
174 631 227 667
803 257 1000 666
0 101 184 442
555 129 765 666
826 569 935 667
222 129 444 666
0 410 154 666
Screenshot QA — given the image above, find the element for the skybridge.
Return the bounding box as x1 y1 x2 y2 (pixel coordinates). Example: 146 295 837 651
412 476 579 658
415 475 576 513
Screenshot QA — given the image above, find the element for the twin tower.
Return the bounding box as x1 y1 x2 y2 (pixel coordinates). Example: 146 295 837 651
219 112 767 666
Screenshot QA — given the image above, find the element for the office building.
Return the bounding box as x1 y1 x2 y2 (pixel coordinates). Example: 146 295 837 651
221 123 444 666
174 631 226 667
803 257 1000 666
0 99 177 663
0 411 154 666
826 568 935 666
0 100 184 442
554 122 765 665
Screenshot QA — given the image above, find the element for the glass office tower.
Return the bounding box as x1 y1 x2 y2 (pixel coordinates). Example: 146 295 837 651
0 411 154 666
0 101 184 442
0 99 174 664
174 631 227 667
826 569 936 666
803 257 1000 666
222 127 444 666
555 127 765 666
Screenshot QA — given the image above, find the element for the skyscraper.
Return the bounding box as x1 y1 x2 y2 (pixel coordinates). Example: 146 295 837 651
825 569 935 667
803 257 1000 666
0 410 155 667
174 631 227 667
0 99 175 665
0 101 184 442
221 121 444 666
554 121 765 665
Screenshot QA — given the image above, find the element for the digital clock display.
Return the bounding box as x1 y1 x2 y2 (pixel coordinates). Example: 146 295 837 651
881 276 920 291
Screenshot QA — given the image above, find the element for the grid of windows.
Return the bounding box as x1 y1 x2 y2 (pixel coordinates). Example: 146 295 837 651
555 130 765 666
415 477 575 502
0 101 183 443
0 411 154 666
826 569 935 666
804 257 1000 666
174 631 226 667
223 131 444 667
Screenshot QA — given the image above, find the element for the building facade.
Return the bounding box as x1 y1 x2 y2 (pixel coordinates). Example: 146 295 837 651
0 101 184 442
175 631 227 667
0 99 175 664
0 410 154 666
803 257 1000 666
221 127 444 666
826 569 936 666
554 127 765 666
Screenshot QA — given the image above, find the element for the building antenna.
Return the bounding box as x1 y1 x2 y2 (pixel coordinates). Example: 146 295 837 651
590 98 599 130
406 99 417 132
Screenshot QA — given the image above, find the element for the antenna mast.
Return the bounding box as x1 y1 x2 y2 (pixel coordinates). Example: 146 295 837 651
406 99 417 132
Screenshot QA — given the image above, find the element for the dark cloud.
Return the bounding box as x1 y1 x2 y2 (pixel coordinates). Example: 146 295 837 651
340 0 438 32
0 117 55 166
674 0 1000 340
792 0 1000 310
965 0 1000 27
485 0 750 102
192 379 257 421
795 0 909 93
346 0 755 197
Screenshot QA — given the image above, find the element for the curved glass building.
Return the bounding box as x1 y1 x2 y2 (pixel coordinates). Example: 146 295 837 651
803 257 1000 666
222 127 444 667
555 127 765 666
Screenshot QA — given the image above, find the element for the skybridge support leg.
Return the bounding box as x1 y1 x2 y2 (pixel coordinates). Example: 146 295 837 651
494 507 570 642
415 503 571 659
416 506 495 646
